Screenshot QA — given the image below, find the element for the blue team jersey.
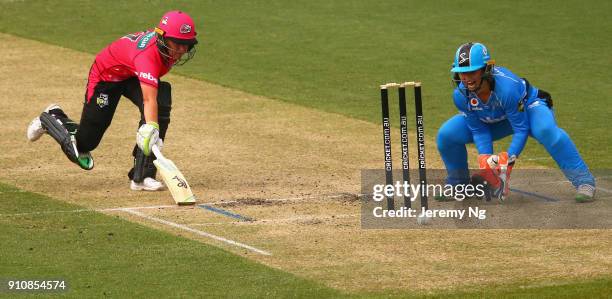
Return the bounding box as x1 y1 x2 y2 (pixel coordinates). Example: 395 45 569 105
453 66 539 157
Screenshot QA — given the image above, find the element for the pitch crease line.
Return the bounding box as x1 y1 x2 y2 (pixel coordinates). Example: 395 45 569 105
205 193 365 206
509 188 559 202
198 204 253 221
102 204 176 211
120 208 271 256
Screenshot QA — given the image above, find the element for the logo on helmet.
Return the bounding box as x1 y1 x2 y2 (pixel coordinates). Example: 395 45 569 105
180 24 191 34
162 17 168 25
458 52 469 65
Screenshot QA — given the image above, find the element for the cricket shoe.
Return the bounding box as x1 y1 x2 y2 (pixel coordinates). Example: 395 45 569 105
26 104 63 141
131 177 166 191
77 152 95 170
575 184 596 203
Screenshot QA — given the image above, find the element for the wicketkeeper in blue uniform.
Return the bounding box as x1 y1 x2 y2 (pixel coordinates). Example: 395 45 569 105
436 42 596 202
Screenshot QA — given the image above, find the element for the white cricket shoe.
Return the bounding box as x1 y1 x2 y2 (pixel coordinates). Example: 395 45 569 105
26 104 63 142
27 117 45 141
130 177 166 191
575 184 596 203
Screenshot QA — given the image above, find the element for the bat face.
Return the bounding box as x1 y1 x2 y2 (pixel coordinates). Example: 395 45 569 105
153 155 196 205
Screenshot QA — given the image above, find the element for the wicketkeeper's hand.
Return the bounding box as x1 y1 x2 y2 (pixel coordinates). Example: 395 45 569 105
486 152 517 200
485 152 515 171
137 122 160 156
477 154 501 186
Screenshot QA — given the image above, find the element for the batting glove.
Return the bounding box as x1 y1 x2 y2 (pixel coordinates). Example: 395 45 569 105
136 122 160 156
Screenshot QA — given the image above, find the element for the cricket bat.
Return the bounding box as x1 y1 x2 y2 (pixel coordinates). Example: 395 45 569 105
152 145 196 205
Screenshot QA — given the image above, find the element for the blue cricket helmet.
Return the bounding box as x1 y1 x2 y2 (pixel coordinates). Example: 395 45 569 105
451 42 491 73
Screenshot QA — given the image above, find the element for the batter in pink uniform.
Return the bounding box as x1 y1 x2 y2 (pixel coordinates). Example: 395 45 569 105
27 11 198 191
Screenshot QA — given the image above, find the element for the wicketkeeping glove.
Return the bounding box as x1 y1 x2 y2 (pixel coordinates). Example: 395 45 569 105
476 154 502 189
136 122 160 156
486 152 517 200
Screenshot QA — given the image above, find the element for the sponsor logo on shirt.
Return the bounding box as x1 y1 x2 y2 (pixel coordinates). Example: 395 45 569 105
137 31 156 49
480 115 507 124
136 72 158 84
469 98 483 110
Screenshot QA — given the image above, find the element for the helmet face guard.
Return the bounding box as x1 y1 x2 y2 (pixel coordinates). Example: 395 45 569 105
451 60 495 85
155 11 198 66
155 28 197 66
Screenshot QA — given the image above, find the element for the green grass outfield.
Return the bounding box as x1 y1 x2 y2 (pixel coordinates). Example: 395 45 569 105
1 183 610 297
1 1 611 297
0 0 610 167
0 183 345 298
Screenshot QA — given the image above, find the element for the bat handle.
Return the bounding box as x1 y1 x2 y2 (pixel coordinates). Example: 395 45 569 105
151 144 165 161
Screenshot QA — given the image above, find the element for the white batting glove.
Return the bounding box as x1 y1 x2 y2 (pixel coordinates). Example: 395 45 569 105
155 138 164 152
136 122 159 156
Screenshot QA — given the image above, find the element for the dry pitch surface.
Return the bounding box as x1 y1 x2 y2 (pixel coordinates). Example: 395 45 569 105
1 33 610 293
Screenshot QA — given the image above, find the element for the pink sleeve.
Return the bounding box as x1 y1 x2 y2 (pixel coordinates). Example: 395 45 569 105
133 52 161 88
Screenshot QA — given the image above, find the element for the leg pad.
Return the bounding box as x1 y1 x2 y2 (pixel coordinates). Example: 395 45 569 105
39 112 80 164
